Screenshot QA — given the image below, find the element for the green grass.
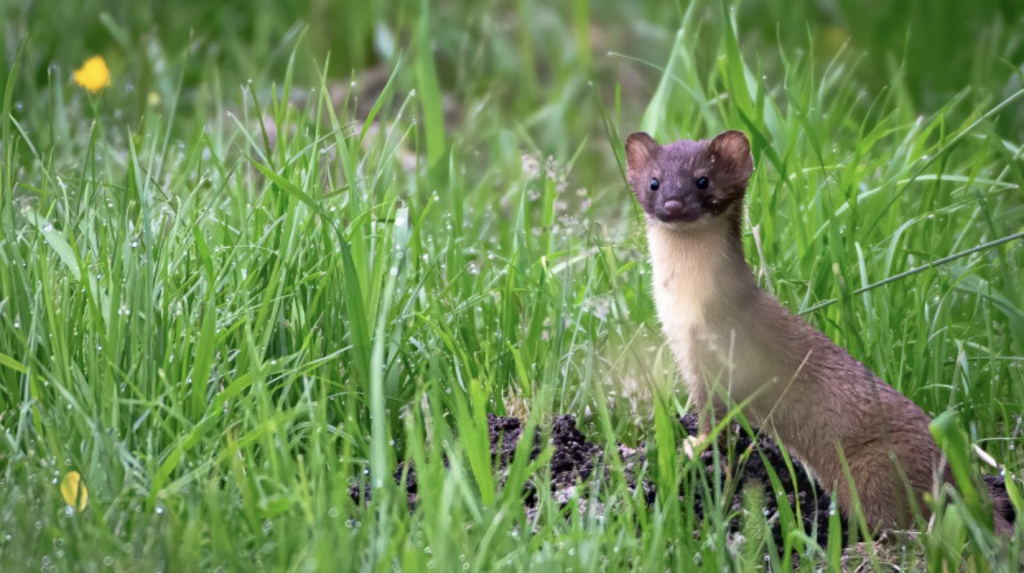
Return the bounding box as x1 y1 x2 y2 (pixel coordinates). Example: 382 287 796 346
1 0 1023 570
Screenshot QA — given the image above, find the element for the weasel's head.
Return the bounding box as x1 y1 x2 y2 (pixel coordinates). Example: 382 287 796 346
624 130 753 231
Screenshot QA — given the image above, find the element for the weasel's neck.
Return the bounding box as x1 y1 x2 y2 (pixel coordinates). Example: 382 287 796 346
646 219 758 322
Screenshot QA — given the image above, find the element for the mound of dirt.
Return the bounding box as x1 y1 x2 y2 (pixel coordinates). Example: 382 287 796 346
350 414 1014 552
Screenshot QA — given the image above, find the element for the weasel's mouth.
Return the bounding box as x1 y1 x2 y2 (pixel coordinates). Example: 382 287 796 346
654 200 702 223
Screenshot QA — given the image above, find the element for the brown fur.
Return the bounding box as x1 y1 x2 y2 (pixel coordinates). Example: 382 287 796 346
625 130 1013 534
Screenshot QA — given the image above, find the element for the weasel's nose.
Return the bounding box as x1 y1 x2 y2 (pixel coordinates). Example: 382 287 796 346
663 199 683 216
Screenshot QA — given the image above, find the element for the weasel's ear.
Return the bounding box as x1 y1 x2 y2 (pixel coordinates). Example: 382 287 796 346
625 132 660 184
708 130 753 182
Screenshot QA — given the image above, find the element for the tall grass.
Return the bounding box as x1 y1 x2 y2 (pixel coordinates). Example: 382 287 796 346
1 0 1023 570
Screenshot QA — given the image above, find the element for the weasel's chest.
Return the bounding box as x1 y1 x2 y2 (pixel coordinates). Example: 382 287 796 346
652 275 780 396
645 223 784 396
651 275 718 378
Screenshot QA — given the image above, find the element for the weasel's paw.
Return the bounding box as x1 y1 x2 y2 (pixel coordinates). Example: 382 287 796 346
683 434 707 459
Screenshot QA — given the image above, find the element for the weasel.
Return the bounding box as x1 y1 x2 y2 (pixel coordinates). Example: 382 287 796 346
625 129 1012 533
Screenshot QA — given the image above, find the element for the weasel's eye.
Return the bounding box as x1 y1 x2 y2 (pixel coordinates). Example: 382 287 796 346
695 177 709 190
649 178 660 191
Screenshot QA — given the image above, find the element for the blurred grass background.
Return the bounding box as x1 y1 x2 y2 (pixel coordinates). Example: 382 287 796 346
4 0 1024 147
3 0 1024 195
5 0 1024 99
1 0 1023 570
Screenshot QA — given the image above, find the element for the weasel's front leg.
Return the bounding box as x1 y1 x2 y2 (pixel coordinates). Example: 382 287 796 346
684 383 731 458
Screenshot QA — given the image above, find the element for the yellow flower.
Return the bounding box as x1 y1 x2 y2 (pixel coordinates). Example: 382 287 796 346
73 56 111 93
60 470 89 511
818 26 851 56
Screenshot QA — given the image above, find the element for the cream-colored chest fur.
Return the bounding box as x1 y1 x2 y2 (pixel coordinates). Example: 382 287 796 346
647 221 785 400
